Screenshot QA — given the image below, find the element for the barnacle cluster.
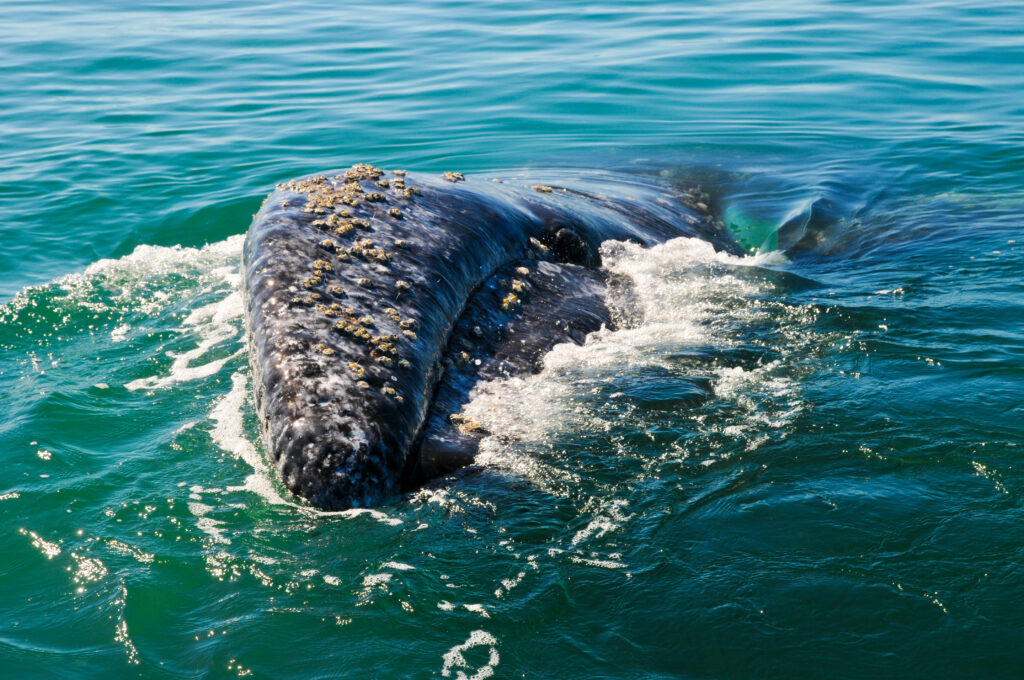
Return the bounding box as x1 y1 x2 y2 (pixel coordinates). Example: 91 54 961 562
449 412 485 434
432 262 536 381
526 236 553 261
274 163 440 403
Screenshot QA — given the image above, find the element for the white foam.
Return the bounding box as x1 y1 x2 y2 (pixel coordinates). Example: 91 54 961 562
10 234 247 319
458 235 809 482
362 572 392 587
125 290 243 391
335 508 404 526
3 235 249 394
187 500 230 545
110 324 131 342
441 630 500 680
571 500 632 547
463 604 490 618
211 371 289 506
569 555 628 569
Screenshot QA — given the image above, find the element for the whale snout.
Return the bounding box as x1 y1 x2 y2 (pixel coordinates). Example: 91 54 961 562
272 413 392 509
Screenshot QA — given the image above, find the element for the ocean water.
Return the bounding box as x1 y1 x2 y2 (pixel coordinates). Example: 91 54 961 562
2 0 1023 677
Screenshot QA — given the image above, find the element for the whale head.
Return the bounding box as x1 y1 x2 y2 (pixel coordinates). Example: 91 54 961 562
243 165 737 509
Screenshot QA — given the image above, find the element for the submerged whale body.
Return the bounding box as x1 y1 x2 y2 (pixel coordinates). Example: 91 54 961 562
243 164 739 509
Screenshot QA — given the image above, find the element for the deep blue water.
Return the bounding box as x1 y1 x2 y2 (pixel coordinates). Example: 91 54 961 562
2 1 1023 678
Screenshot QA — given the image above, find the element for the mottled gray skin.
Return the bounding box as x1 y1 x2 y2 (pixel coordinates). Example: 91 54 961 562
243 167 738 509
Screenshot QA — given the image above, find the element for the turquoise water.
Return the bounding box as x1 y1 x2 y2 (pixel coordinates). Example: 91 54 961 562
3 0 1023 677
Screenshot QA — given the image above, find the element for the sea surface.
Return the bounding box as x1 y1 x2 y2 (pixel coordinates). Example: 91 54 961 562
2 1 1023 678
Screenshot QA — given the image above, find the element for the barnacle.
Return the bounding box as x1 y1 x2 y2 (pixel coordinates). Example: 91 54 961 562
528 236 550 254
449 413 485 434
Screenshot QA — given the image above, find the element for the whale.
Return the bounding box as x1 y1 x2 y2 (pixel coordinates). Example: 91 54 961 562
243 164 740 509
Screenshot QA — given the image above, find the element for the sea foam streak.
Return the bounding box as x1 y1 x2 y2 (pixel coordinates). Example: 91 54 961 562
462 236 805 466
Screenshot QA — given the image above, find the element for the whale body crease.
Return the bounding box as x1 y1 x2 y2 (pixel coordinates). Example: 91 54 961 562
243 164 740 510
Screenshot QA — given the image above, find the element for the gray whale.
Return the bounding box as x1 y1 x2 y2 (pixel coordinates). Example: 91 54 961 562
243 164 739 509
